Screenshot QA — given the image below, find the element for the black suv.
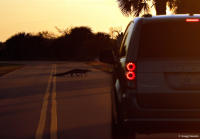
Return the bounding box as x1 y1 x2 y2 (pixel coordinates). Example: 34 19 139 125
112 15 200 138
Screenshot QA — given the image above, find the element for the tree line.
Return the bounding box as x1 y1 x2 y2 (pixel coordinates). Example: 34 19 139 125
0 26 119 63
1 0 199 62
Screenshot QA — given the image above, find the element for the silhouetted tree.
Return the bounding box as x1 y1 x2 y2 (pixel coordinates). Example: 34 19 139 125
55 26 71 36
51 35 71 60
67 26 94 59
69 26 93 42
175 0 200 14
1 26 117 63
4 32 51 60
117 0 176 16
109 27 122 39
95 32 111 53
0 42 3 55
113 32 123 56
0 42 3 51
154 0 176 15
78 39 97 60
5 32 31 59
37 31 56 39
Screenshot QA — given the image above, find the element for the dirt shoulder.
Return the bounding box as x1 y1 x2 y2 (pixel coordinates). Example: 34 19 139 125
0 64 24 77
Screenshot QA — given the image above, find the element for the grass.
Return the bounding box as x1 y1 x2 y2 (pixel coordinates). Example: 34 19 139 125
0 64 24 77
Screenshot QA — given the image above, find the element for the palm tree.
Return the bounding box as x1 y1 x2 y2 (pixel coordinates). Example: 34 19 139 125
117 0 176 16
117 0 148 16
175 0 200 14
154 0 176 15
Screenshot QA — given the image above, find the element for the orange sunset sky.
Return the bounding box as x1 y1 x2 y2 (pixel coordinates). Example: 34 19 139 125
0 0 135 42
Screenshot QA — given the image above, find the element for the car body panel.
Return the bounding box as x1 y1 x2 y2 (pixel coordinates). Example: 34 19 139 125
112 14 200 132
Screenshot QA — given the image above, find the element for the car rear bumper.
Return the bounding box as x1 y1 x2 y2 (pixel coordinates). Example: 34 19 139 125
124 91 200 118
118 91 200 132
122 118 200 133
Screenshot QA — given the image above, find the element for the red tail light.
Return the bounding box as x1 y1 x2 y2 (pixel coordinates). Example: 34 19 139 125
186 18 200 22
126 71 136 80
126 62 136 71
126 62 136 80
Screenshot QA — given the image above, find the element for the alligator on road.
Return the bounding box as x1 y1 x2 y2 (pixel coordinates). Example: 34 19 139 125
54 69 91 77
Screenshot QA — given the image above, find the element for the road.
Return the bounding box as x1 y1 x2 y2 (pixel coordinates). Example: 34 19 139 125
0 61 199 139
0 62 112 139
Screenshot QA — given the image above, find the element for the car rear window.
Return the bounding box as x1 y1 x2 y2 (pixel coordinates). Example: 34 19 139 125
138 19 200 59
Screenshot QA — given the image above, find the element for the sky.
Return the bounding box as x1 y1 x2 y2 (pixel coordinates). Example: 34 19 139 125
0 0 134 42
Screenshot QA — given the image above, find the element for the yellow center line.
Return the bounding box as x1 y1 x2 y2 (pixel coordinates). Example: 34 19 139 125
35 65 54 139
51 64 58 139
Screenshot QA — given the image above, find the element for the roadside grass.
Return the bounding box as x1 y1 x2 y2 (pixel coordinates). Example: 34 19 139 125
0 64 24 77
86 61 113 73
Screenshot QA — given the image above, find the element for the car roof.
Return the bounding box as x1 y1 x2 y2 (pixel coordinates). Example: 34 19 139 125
133 14 200 22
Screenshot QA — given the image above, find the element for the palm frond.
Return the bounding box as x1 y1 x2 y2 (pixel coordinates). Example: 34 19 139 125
117 0 135 16
167 0 177 10
134 2 150 16
117 0 150 16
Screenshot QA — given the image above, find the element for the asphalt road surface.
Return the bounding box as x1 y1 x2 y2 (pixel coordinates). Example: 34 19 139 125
0 61 199 139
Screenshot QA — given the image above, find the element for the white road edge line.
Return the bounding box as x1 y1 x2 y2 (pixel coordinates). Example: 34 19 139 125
51 64 58 139
35 65 54 139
